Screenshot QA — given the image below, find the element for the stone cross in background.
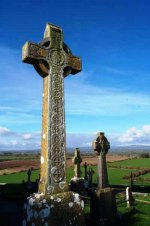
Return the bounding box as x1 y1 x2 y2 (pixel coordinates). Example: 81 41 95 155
27 169 32 183
84 162 88 180
22 23 81 195
92 132 110 189
91 132 117 222
72 148 82 178
88 167 95 186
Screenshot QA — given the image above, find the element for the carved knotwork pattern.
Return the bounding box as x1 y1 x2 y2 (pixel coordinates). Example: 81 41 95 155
22 23 82 195
50 50 65 66
48 64 66 185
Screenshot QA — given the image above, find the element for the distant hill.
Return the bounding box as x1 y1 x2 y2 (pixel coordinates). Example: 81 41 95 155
0 145 150 154
67 145 150 153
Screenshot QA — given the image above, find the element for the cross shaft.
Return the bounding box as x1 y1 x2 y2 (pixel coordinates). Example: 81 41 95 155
22 23 81 195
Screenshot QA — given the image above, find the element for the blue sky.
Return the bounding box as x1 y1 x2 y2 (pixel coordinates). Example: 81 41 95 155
1 0 150 150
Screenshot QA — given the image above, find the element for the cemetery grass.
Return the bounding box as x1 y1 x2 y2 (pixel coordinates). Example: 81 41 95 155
108 157 150 169
0 167 134 185
1 157 150 186
116 197 150 226
0 158 150 226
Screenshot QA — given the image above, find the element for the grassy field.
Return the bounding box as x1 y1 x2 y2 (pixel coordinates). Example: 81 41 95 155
0 157 150 226
108 158 150 169
0 157 149 185
0 153 39 162
0 166 138 186
117 200 150 226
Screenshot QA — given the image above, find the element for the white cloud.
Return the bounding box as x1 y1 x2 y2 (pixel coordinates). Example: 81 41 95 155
0 127 11 135
0 125 150 151
0 127 41 150
116 125 150 145
23 133 33 140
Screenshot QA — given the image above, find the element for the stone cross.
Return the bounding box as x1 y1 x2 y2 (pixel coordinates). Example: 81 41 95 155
84 162 88 180
92 132 110 189
72 148 82 178
87 168 94 186
22 23 81 195
27 169 32 183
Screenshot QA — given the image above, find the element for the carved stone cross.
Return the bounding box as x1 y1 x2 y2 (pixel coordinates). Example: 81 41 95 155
72 148 82 178
22 23 81 195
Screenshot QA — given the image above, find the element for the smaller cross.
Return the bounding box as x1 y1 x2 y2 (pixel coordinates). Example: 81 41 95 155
87 168 94 186
72 148 82 178
84 162 88 180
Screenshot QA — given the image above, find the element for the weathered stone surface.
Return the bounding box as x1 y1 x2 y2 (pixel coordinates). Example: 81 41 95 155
22 191 85 226
72 148 82 178
22 22 85 225
22 23 82 195
70 149 85 194
92 132 110 189
90 187 117 222
91 133 117 222
97 155 109 189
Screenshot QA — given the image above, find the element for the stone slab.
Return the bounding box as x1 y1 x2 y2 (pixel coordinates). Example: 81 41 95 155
90 187 117 221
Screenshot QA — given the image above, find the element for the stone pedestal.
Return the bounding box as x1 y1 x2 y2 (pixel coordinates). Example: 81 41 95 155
23 191 85 226
90 187 117 222
70 177 85 194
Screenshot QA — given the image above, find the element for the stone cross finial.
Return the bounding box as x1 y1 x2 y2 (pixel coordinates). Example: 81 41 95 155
22 23 81 195
72 148 82 178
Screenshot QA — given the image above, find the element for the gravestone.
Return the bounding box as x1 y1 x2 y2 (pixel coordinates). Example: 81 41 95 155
72 148 82 178
70 148 85 194
27 169 32 183
87 168 94 187
22 23 85 226
93 132 110 189
90 132 117 223
130 171 134 188
126 187 134 208
84 162 88 181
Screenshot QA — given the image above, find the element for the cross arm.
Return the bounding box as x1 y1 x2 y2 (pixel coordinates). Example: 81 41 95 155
22 42 49 77
65 55 82 76
22 41 48 65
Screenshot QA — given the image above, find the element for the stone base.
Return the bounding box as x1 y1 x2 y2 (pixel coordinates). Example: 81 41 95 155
70 177 85 194
90 187 117 221
22 191 85 226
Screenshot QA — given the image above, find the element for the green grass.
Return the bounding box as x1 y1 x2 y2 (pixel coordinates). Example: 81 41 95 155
108 158 150 169
0 157 150 226
117 201 150 226
138 173 150 179
0 166 133 186
0 170 40 183
0 157 149 186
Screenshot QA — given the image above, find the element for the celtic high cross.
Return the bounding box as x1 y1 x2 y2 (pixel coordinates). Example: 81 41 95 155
22 23 81 195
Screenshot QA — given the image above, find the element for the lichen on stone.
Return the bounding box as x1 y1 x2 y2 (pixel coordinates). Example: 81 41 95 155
69 202 74 208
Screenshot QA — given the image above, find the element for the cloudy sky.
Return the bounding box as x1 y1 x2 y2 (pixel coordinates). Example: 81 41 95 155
1 0 150 150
